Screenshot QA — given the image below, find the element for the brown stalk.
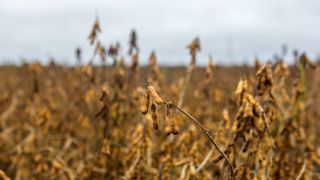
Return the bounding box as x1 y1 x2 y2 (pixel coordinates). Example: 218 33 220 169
256 103 275 150
295 160 307 180
195 147 214 173
163 101 235 177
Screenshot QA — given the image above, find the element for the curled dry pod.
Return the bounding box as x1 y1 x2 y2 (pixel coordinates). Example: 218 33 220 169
255 117 265 132
222 108 231 129
256 63 267 78
152 114 159 129
222 108 230 122
151 103 159 129
256 62 273 95
101 138 110 155
235 79 244 96
82 64 93 77
266 62 274 85
172 126 179 135
164 126 172 135
235 78 248 96
140 91 150 114
274 62 289 78
0 170 10 180
246 94 257 105
164 101 178 135
147 85 164 105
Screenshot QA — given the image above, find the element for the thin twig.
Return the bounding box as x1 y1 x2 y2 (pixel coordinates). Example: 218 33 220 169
265 149 274 179
257 104 275 150
172 103 234 177
177 72 191 108
195 147 214 173
124 144 142 179
295 161 307 180
179 164 189 180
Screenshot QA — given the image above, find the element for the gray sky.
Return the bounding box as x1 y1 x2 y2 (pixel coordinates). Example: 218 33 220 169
1 0 319 65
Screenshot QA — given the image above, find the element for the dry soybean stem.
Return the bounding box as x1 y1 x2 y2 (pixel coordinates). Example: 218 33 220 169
265 148 274 179
177 68 193 108
171 103 234 177
124 143 142 179
195 147 214 173
295 161 307 180
257 104 275 150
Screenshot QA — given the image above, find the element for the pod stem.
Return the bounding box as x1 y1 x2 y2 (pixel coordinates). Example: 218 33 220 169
164 101 234 178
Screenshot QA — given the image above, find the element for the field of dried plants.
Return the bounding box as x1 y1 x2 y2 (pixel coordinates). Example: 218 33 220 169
0 19 320 180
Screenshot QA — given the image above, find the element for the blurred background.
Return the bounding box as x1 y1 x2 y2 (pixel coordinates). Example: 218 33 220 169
0 0 319 65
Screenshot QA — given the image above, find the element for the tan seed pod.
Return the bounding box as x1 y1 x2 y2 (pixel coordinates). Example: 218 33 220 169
0 170 10 180
235 79 244 96
140 91 150 114
172 126 179 135
164 101 178 135
150 103 159 129
101 138 110 155
88 18 101 45
222 108 231 129
235 78 248 96
152 114 159 129
266 62 274 85
147 85 164 104
274 62 290 78
164 126 172 135
255 116 264 132
256 63 267 78
222 108 230 122
246 94 257 105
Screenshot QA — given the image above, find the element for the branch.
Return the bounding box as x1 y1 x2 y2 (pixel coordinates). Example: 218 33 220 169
195 147 214 173
295 161 307 180
172 104 234 177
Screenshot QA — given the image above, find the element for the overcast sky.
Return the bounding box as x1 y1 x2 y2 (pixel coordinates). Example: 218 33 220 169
0 0 319 65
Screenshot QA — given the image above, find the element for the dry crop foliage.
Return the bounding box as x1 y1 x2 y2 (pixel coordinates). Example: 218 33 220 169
0 18 320 180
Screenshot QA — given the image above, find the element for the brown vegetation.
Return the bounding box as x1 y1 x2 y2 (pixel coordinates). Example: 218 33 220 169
0 18 320 179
